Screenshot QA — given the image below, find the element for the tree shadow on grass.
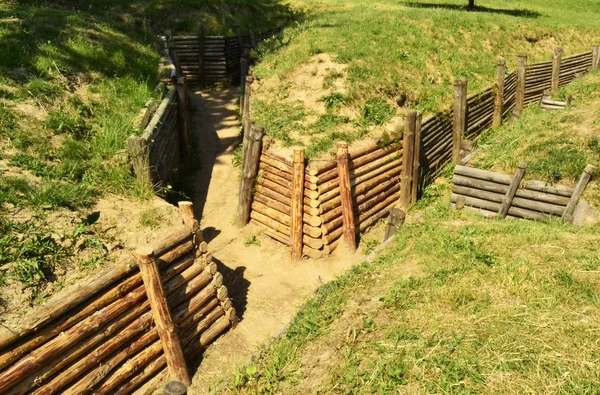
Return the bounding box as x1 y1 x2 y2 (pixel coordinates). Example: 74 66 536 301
403 2 541 19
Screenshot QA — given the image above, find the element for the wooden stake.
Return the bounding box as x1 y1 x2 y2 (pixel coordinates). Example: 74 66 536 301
241 75 254 158
551 47 562 94
178 201 196 228
492 58 506 128
563 165 596 222
234 25 244 51
498 162 527 218
291 149 306 260
176 77 191 160
236 124 264 227
240 49 250 101
592 45 599 71
400 110 417 210
515 53 527 117
411 111 422 203
337 143 357 251
134 248 191 385
127 136 152 187
452 77 467 162
384 208 405 241
197 22 205 87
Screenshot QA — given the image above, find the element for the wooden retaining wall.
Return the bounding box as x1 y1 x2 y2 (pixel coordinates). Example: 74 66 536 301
251 143 404 258
128 83 190 190
451 164 595 222
169 25 283 86
0 204 236 395
241 46 598 258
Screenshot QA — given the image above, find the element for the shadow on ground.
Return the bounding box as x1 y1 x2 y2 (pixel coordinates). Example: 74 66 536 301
403 2 541 18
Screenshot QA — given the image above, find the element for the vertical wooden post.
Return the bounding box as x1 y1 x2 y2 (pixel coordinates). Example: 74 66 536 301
197 22 205 87
175 77 191 160
249 27 257 48
127 136 152 187
563 164 596 222
492 58 506 128
236 124 264 227
240 49 250 104
515 53 527 117
452 77 467 162
399 110 416 211
234 25 244 50
134 248 191 385
498 162 527 218
337 143 357 251
551 47 562 94
384 208 406 242
411 111 422 203
290 149 305 260
241 75 254 160
593 45 600 71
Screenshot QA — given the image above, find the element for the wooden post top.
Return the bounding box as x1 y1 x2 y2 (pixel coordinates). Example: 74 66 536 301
554 47 563 55
454 77 467 86
518 53 527 61
518 161 527 170
497 58 506 66
134 247 155 264
250 124 265 139
177 76 186 84
293 149 305 163
405 109 417 125
584 164 596 175
245 75 254 84
337 143 349 159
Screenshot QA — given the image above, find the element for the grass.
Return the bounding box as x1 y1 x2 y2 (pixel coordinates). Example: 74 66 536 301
0 0 297 301
472 70 600 205
218 182 600 393
250 0 600 155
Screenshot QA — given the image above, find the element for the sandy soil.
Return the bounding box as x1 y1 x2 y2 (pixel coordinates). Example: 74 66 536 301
183 87 375 393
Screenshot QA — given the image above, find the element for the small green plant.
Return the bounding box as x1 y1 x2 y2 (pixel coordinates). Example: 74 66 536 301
361 98 395 126
362 239 379 255
320 92 347 110
232 146 243 168
140 208 164 229
244 235 261 247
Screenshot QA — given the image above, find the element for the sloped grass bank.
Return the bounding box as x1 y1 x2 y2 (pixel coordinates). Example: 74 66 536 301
0 0 297 305
219 187 600 393
251 0 600 156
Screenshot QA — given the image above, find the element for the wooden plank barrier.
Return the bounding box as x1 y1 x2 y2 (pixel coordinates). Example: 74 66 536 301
248 47 597 257
0 202 237 394
337 143 357 250
451 165 594 223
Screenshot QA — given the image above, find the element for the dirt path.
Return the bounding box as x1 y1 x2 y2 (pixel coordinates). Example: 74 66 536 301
184 87 366 393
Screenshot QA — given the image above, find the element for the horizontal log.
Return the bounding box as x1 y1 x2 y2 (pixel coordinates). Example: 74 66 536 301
357 192 400 231
251 201 322 239
253 191 321 226
260 154 292 174
451 193 550 222
112 361 166 395
260 162 316 191
523 180 573 197
452 175 569 206
455 165 512 184
249 210 323 249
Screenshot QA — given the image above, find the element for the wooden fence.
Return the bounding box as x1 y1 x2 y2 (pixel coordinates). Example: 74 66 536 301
451 164 595 222
0 203 236 394
237 45 599 259
168 24 283 86
128 39 192 191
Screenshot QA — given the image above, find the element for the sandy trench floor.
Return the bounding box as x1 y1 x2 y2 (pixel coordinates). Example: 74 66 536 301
183 86 367 393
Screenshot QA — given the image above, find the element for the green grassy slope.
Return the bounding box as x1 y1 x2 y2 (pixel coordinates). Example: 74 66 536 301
218 72 600 393
0 0 296 302
251 0 600 156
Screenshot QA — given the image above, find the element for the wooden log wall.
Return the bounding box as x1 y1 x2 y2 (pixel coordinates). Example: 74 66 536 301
558 52 594 88
171 26 282 86
0 216 236 395
251 142 403 258
419 112 454 182
450 164 583 222
145 87 182 189
465 86 494 140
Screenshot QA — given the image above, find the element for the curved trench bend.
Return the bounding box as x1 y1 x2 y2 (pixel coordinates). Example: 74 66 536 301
182 87 364 393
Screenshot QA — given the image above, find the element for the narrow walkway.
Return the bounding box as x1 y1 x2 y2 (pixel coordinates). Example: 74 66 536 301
184 87 363 393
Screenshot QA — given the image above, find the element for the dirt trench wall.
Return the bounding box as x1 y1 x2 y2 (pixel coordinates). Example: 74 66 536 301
0 225 236 395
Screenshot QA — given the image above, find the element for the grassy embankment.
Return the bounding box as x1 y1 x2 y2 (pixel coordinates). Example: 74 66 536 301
250 0 600 157
219 72 600 393
0 0 297 304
